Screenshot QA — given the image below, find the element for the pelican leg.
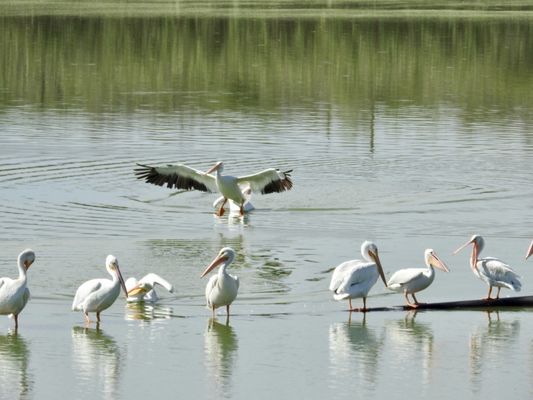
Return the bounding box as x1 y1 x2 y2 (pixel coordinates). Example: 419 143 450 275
348 298 353 310
226 304 231 316
361 297 368 312
211 305 216 318
217 199 227 216
96 312 101 323
496 287 501 299
13 314 19 330
411 293 420 306
484 286 493 300
239 201 245 216
84 312 91 324
403 291 412 306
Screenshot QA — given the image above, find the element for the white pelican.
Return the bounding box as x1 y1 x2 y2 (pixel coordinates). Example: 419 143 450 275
72 255 128 323
125 273 174 303
387 249 449 306
134 161 292 216
526 240 533 260
201 247 239 317
454 235 521 300
329 241 387 311
212 184 255 214
0 249 35 329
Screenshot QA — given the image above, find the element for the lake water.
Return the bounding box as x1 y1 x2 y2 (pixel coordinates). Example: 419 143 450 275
1 1 532 399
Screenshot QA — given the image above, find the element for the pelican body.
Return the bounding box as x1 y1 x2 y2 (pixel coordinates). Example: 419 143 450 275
213 185 255 214
0 249 35 329
387 249 449 306
201 247 239 317
329 241 387 311
134 161 292 216
72 255 128 323
125 273 174 303
454 235 521 300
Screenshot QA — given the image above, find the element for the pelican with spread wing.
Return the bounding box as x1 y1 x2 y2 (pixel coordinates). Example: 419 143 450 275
125 273 174 303
134 161 292 216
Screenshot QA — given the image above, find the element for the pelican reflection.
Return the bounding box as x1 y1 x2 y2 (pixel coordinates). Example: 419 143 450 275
71 326 122 400
328 313 384 391
469 311 520 390
0 333 31 400
124 302 173 321
385 311 434 386
204 317 238 398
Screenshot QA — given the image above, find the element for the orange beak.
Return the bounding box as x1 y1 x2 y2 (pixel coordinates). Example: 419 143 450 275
369 250 387 287
201 254 227 278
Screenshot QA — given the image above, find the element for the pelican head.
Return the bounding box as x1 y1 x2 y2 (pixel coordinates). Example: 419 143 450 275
453 234 484 270
201 247 236 278
526 240 533 260
361 241 387 287
425 249 450 272
105 255 128 297
205 161 224 175
18 249 36 271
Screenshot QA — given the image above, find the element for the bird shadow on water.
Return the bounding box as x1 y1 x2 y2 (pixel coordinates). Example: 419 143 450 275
0 332 32 400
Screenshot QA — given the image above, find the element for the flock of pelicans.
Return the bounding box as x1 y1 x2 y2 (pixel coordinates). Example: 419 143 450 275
0 161 532 330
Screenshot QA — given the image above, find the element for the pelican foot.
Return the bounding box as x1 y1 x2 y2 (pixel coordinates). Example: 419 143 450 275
349 307 368 313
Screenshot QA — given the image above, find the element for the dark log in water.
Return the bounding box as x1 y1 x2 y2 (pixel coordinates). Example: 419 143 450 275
362 295 533 312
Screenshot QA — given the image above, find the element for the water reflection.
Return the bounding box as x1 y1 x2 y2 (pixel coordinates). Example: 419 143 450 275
204 317 238 399
328 313 384 394
124 302 173 321
0 333 31 400
469 311 520 392
385 311 434 387
71 326 122 400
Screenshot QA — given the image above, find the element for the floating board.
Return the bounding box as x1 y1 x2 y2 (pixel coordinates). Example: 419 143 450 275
361 295 533 312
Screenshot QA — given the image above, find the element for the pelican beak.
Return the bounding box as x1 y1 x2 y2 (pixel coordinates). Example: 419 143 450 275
115 265 128 297
429 252 450 272
127 285 147 297
205 162 220 175
201 254 226 278
453 238 474 255
526 241 533 260
369 250 387 287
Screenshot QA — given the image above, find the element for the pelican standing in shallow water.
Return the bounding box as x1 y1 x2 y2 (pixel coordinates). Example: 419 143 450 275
329 241 387 312
134 161 292 216
0 249 35 329
72 255 128 323
526 240 533 260
387 249 449 307
201 247 239 317
454 235 521 300
125 273 174 303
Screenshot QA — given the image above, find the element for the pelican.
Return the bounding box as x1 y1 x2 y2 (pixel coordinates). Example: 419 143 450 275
387 249 450 306
201 247 239 317
134 161 292 216
0 249 35 329
125 273 174 303
454 235 521 300
329 241 387 311
72 255 128 323
212 185 255 214
526 240 533 260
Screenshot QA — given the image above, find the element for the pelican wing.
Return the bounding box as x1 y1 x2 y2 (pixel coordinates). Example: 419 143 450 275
236 168 293 194
139 273 174 293
329 260 362 292
134 163 218 192
387 268 425 290
72 280 102 310
336 263 376 296
480 258 521 291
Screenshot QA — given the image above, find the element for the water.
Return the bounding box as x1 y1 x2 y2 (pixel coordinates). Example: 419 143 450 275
1 2 533 399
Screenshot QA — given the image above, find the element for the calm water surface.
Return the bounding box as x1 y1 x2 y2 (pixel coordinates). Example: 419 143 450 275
0 2 532 399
